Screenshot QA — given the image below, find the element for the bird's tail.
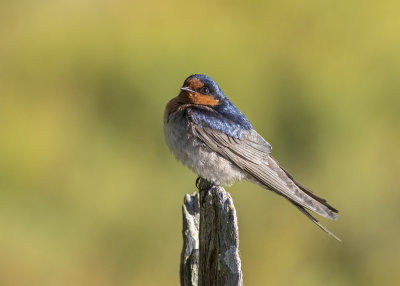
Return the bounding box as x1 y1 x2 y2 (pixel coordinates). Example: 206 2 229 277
290 201 341 241
267 156 339 221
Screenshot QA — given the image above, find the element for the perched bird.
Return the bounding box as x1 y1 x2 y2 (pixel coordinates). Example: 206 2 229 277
164 74 340 241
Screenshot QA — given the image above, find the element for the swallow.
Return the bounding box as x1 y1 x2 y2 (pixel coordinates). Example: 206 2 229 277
164 74 340 241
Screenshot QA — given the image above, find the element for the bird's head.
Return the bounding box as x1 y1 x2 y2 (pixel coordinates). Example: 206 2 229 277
178 74 225 107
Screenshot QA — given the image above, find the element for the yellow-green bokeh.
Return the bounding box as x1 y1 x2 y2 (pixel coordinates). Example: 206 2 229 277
1 1 399 285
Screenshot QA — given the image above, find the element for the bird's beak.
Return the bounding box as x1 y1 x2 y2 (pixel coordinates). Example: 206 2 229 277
180 87 195 93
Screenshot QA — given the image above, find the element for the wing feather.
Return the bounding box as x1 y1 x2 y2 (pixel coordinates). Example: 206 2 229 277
191 124 338 221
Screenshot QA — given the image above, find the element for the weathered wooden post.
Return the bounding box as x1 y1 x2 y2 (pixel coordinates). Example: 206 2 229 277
180 179 243 286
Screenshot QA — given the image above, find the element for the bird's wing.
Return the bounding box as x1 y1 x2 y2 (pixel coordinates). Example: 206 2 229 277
191 123 340 239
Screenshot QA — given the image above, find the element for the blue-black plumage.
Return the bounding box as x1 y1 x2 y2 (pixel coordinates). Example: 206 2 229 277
164 74 340 241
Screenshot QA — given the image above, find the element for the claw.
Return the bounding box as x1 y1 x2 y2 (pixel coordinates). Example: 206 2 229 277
195 177 201 189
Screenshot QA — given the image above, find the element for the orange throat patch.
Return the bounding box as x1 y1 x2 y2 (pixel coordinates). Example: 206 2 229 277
165 93 219 124
179 77 220 107
186 92 219 106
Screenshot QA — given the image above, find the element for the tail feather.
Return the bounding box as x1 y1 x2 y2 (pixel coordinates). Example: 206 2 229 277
273 156 338 214
251 156 339 221
282 170 338 213
290 201 341 242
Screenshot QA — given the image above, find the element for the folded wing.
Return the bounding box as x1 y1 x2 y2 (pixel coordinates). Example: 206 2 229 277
191 123 340 240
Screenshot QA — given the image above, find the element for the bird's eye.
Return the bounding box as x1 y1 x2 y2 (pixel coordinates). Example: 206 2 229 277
201 87 210 94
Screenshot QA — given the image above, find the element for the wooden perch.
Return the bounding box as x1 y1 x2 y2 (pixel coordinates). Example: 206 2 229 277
180 179 243 286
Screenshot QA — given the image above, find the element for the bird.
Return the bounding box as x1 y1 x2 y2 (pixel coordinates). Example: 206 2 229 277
164 74 340 241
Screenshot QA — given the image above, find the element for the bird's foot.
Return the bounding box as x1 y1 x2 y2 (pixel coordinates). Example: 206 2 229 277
195 177 201 190
196 177 215 192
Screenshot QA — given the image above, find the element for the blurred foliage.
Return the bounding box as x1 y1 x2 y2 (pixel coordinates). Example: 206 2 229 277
1 0 400 285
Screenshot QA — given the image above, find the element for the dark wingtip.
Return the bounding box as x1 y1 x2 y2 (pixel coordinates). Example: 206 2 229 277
275 158 339 214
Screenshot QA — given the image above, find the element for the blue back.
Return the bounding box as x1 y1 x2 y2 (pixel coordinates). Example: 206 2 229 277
188 100 253 138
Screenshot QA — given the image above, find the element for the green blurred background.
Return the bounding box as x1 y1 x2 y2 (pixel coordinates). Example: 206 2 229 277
1 0 399 285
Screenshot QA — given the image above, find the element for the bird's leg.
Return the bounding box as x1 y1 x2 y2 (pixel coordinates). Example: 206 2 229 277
196 177 210 194
196 178 220 205
196 177 213 192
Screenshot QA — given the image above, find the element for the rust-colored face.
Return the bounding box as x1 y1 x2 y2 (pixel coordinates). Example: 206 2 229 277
185 77 204 90
178 78 219 107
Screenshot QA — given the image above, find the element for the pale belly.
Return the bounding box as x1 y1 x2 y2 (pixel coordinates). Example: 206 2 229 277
164 110 246 185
